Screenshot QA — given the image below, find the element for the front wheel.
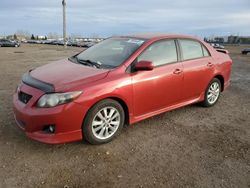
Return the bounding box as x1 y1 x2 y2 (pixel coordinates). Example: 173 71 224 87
83 99 125 144
201 78 221 107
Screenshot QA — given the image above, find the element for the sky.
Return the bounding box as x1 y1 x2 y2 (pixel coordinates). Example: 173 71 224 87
0 0 249 37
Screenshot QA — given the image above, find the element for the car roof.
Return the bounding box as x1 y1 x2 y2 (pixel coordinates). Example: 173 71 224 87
122 33 199 40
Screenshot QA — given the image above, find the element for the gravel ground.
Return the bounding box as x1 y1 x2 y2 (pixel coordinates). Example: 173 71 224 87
0 44 249 188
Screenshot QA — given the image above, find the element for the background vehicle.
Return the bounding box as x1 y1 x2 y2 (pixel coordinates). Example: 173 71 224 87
13 34 232 145
242 48 250 55
0 39 20 47
210 43 225 49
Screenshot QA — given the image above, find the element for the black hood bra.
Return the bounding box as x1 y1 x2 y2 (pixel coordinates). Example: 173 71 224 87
22 72 55 93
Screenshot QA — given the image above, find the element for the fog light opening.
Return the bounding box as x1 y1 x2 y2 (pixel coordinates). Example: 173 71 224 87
49 125 55 133
43 124 56 134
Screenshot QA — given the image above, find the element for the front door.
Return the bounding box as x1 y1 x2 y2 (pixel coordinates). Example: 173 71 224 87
131 39 183 117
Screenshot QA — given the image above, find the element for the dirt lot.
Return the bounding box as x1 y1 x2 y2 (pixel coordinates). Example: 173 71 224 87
0 44 249 188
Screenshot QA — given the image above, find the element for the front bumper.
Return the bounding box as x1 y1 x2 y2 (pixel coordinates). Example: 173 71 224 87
13 83 87 144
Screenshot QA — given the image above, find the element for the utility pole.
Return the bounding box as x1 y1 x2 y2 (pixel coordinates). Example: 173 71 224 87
62 0 67 48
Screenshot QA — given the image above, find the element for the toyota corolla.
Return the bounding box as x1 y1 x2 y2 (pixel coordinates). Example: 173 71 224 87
13 34 232 144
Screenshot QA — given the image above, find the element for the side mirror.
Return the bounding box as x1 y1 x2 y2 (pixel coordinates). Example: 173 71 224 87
135 60 154 71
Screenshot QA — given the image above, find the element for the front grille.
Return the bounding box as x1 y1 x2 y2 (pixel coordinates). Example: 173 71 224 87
18 91 32 104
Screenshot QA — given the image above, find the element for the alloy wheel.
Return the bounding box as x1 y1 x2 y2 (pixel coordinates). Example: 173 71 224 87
207 82 220 104
91 106 121 140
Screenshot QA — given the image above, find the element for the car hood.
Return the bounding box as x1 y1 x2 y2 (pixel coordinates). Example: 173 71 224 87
30 59 109 91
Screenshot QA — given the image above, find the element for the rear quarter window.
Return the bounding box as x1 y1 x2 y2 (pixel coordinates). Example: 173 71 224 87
179 39 203 60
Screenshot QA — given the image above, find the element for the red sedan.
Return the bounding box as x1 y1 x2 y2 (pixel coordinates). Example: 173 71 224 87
13 34 232 144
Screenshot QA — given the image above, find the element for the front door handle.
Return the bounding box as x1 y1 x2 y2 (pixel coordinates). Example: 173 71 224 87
173 69 182 74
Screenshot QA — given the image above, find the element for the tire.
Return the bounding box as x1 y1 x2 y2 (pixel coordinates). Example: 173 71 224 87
83 99 125 145
201 78 221 107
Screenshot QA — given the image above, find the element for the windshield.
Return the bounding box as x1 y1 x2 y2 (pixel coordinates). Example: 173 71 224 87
76 38 145 68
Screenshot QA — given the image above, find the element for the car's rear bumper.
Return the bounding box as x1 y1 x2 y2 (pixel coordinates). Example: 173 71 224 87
13 83 87 144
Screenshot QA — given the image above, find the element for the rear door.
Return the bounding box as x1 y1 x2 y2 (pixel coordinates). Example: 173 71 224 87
131 39 183 117
178 39 214 101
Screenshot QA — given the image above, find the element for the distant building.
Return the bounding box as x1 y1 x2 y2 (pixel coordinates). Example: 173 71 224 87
206 35 250 44
227 35 250 44
238 36 250 44
205 36 228 43
37 36 47 40
1 34 27 41
214 37 224 43
228 35 239 44
16 35 27 41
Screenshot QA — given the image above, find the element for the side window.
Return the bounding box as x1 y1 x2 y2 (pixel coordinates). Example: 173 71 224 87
202 45 210 56
138 40 177 66
179 39 203 60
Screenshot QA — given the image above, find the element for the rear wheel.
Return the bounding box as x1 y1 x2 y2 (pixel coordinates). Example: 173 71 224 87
83 99 125 144
201 78 221 107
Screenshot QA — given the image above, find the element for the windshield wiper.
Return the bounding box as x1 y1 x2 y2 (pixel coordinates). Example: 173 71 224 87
69 56 114 69
77 58 102 68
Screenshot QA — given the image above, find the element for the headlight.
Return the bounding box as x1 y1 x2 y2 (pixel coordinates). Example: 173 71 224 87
37 91 82 108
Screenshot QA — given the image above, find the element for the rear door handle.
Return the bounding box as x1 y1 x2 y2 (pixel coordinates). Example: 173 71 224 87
207 62 213 67
173 69 182 74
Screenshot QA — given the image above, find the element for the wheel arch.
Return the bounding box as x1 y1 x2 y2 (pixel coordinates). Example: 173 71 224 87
214 74 225 91
82 96 130 128
108 97 130 126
